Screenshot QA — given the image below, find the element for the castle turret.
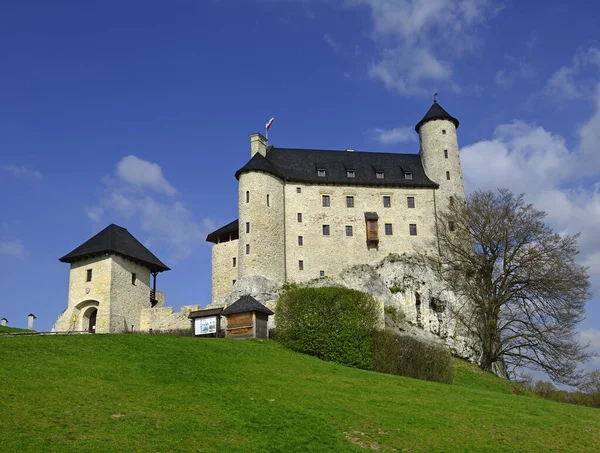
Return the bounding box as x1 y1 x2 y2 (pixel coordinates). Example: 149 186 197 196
236 134 286 284
416 99 465 210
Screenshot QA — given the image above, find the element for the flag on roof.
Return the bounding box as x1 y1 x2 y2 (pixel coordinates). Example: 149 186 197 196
266 117 274 131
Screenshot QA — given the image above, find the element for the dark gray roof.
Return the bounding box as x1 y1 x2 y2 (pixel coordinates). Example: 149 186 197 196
365 212 379 220
235 148 437 188
206 219 239 244
415 101 459 132
59 224 170 272
188 308 224 318
221 295 274 316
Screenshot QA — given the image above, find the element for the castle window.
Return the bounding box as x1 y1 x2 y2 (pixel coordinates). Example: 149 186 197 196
404 172 413 180
297 213 302 222
299 260 304 271
449 196 454 206
233 279 236 286
232 257 237 267
446 171 451 180
444 149 448 159
442 129 446 134
448 221 455 232
317 169 326 177
385 223 393 235
246 191 250 203
246 222 250 234
297 187 301 193
266 194 270 207
407 197 415 209
347 170 356 178
345 225 353 236
322 195 330 207
383 196 391 208
320 270 325 277
322 225 330 236
376 171 384 179
86 269 92 282
131 273 137 285
346 196 354 208
298 236 303 246
245 244 250 255
409 224 418 236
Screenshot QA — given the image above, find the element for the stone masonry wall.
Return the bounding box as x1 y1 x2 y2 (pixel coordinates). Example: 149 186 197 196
212 239 239 302
139 304 201 332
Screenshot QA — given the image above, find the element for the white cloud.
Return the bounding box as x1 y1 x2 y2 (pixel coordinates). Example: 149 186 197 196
369 125 416 145
323 33 342 53
347 0 496 95
579 329 600 370
543 47 600 101
2 165 42 182
0 240 25 258
116 155 177 196
495 55 535 88
88 156 214 262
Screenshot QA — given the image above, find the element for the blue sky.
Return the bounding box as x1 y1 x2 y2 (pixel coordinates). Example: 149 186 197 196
1 0 599 370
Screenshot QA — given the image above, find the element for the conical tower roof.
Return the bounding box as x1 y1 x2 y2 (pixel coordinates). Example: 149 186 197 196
59 224 170 272
415 101 459 132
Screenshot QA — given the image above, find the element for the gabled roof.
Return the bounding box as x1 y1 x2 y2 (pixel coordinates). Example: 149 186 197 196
415 101 459 132
206 219 239 244
235 148 437 188
59 224 170 272
221 295 274 316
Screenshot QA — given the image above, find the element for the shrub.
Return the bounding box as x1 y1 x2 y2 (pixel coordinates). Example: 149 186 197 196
372 329 455 384
275 285 380 369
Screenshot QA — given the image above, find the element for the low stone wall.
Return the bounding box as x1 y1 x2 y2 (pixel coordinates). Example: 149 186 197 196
139 304 201 333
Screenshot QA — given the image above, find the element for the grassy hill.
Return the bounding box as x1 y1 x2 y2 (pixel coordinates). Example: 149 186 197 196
0 335 598 452
0 325 34 334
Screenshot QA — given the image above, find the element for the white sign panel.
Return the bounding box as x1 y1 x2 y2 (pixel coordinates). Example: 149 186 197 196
195 316 217 335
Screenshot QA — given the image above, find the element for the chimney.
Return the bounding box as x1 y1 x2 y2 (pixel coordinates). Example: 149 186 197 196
1 318 7 327
250 133 268 158
28 313 36 331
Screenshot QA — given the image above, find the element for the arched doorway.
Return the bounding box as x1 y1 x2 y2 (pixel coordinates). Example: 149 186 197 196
81 307 98 334
88 309 97 333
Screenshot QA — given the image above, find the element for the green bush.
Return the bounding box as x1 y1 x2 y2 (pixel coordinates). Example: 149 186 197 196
372 329 455 384
275 285 380 369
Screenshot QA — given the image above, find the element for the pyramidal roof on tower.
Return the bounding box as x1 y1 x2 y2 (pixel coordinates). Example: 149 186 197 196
59 224 170 272
415 101 459 132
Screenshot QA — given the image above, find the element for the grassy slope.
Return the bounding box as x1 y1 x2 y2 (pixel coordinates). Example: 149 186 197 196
0 336 598 453
0 325 33 334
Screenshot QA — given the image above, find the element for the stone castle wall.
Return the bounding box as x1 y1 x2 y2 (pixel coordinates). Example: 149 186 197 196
211 239 239 301
140 304 201 332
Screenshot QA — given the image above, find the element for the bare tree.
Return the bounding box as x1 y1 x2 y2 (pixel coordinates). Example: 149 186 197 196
424 189 591 384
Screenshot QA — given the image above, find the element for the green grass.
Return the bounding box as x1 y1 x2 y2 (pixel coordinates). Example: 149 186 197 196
0 325 34 334
0 335 598 452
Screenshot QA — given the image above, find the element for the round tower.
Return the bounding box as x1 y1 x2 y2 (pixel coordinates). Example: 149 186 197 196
237 134 286 284
416 99 466 210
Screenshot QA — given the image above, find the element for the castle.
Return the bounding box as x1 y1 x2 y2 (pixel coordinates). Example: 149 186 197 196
207 100 465 302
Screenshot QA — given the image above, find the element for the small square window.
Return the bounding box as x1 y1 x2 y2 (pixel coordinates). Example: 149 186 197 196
246 191 250 203
322 195 330 207
319 270 325 277
298 236 303 246
409 224 418 236
442 129 446 134
444 149 448 158
297 213 302 222
346 196 354 208
232 257 237 267
246 222 250 234
446 171 450 180
376 171 384 179
449 196 454 206
299 260 304 271
345 225 353 236
233 279 237 285
347 170 356 178
322 225 330 236
385 223 393 235
296 187 301 193
383 196 391 208
245 244 250 255
404 172 413 180
266 194 270 207
86 269 92 282
369 221 376 232
448 221 455 232
407 197 415 209
317 169 326 177
131 273 137 285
